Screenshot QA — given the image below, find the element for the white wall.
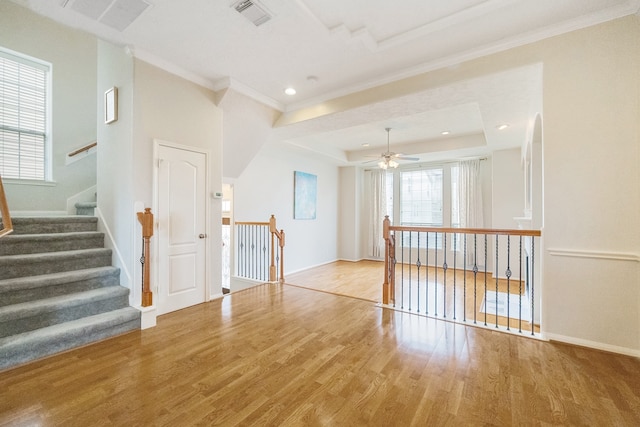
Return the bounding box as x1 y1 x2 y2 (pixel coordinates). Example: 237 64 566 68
234 143 339 274
218 89 280 179
0 2 97 212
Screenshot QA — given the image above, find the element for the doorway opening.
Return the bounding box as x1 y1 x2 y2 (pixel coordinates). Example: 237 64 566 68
221 183 233 294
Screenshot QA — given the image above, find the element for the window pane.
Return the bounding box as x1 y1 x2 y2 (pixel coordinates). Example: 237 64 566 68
400 169 443 226
400 168 443 248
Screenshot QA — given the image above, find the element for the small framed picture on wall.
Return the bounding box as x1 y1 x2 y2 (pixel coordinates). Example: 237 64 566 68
104 86 118 124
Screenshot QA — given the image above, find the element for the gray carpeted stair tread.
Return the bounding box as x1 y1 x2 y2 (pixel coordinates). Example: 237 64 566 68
0 266 118 294
0 248 112 280
0 231 104 255
0 307 141 370
0 266 120 306
0 286 131 337
4 216 98 235
75 202 97 208
75 202 97 216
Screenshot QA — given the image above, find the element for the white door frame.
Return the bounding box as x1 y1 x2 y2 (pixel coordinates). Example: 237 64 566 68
152 139 211 310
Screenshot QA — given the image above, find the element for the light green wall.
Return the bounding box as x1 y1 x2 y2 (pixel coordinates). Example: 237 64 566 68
96 40 135 290
0 1 97 212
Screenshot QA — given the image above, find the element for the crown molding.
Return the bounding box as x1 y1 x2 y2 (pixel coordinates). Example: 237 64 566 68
132 48 217 91
212 77 284 112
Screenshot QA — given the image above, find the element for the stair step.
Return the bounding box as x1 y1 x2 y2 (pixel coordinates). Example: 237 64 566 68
0 307 140 371
0 231 104 256
0 286 130 338
0 266 120 307
0 248 112 280
75 201 97 216
5 216 98 235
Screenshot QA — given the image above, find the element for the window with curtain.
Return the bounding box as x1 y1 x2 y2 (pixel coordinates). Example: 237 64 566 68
0 48 51 181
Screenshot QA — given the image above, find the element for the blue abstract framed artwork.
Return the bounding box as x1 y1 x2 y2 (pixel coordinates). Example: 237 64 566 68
294 171 317 220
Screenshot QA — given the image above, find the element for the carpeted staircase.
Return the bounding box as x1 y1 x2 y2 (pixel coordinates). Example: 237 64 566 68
0 216 140 371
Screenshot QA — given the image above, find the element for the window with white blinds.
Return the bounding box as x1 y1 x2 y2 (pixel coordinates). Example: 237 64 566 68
0 48 51 181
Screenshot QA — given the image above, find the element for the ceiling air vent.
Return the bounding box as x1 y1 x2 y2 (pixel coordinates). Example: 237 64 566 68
233 0 272 26
60 0 151 32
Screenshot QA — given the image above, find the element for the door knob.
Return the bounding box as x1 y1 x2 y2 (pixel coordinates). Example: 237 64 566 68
199 234 207 239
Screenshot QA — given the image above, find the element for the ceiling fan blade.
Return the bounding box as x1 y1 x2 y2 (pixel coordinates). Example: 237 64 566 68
395 155 420 161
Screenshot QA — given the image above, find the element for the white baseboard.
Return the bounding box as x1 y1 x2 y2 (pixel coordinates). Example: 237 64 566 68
209 292 224 301
230 276 264 292
11 210 67 216
95 207 133 291
136 305 156 329
285 259 340 276
545 332 640 358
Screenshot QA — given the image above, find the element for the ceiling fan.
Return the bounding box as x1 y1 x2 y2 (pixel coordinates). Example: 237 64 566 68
365 128 419 169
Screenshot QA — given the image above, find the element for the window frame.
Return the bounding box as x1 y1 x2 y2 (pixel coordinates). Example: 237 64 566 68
0 46 53 183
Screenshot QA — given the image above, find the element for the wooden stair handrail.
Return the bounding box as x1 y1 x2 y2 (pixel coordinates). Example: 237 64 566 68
68 141 97 158
136 208 154 307
0 174 13 238
388 223 541 237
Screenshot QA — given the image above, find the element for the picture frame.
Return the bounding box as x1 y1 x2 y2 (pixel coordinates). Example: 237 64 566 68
294 171 317 220
104 86 118 124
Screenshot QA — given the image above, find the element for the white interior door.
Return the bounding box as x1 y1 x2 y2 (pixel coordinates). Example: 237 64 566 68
156 143 207 315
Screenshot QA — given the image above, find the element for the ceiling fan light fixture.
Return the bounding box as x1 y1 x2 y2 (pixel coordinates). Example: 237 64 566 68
378 158 398 169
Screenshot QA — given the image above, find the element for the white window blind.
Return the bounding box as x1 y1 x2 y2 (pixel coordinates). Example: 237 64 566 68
0 49 50 181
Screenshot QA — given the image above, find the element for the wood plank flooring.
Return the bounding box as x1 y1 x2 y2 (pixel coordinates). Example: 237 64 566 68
2 282 640 426
288 260 538 332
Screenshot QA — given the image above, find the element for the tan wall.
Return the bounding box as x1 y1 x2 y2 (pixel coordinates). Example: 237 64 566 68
133 59 224 295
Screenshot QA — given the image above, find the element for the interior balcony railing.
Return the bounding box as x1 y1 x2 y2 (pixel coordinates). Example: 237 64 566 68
235 215 285 284
0 174 13 238
382 216 542 337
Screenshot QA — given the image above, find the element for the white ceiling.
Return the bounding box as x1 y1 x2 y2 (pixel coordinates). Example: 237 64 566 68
9 0 640 165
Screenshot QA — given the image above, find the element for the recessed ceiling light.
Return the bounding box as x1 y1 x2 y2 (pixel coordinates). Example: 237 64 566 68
441 131 451 135
497 124 509 130
284 87 296 96
361 143 370 147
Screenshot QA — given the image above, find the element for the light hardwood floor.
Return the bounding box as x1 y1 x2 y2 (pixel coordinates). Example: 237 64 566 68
288 260 538 332
1 281 639 425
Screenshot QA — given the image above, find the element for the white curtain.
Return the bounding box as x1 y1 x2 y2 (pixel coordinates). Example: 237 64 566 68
367 169 387 258
458 159 484 265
